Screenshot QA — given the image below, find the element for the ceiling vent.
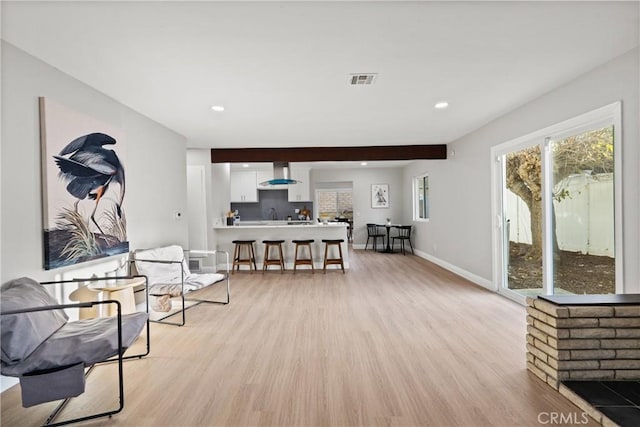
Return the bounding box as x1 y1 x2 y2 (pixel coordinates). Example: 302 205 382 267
350 73 377 85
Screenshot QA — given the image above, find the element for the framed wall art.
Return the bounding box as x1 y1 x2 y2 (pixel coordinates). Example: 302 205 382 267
371 183 389 208
40 97 129 270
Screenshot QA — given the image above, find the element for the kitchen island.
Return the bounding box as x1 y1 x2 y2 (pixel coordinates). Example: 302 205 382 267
213 221 349 270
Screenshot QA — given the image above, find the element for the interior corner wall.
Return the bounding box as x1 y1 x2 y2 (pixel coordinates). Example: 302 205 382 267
310 167 403 245
404 47 639 293
0 42 189 284
211 163 231 228
186 149 231 261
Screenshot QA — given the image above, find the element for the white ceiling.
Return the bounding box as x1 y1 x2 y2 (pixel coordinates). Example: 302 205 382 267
3 1 639 150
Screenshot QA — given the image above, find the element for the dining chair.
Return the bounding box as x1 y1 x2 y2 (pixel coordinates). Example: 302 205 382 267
365 223 385 251
391 225 414 255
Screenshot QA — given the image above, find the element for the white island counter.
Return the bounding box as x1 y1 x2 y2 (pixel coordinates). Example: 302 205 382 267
213 221 349 270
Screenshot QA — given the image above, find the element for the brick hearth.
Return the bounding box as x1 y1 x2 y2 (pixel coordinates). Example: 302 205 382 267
526 296 640 388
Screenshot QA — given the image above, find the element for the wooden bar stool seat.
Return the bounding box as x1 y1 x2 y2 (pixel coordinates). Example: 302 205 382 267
231 240 257 273
292 239 315 273
263 240 286 273
322 239 345 274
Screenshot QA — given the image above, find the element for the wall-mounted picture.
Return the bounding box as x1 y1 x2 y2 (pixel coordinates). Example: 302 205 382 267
40 97 129 270
371 183 389 208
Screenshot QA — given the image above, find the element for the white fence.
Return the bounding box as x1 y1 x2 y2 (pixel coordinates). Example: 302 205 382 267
506 173 614 257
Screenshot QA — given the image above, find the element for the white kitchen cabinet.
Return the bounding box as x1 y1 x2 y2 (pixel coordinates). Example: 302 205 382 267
288 166 311 202
230 170 258 202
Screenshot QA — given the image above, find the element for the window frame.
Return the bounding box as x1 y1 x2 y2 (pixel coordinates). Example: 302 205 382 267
413 173 430 222
490 101 623 301
316 188 353 220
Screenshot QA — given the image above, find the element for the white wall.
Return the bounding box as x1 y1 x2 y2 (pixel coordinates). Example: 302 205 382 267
186 149 233 268
1 42 189 283
404 47 639 293
186 150 213 250
211 163 231 229
311 167 404 246
187 151 230 262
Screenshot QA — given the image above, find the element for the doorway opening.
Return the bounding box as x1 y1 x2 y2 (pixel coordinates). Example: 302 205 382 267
316 183 354 242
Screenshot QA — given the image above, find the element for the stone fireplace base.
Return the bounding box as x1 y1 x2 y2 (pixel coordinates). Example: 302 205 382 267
526 295 640 426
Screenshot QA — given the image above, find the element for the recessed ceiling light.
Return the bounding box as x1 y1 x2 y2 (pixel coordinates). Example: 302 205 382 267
242 163 249 168
434 101 449 109
211 105 225 112
360 162 368 166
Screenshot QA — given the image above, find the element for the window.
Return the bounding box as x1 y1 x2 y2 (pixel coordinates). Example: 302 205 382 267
413 174 429 220
317 189 353 220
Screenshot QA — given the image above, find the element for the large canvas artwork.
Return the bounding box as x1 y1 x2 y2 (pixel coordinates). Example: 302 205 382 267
40 97 129 270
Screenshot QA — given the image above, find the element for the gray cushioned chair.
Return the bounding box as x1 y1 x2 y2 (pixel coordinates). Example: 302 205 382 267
1 277 148 426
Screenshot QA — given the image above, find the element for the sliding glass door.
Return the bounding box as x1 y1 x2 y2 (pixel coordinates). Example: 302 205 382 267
492 103 621 301
503 143 543 295
549 126 615 295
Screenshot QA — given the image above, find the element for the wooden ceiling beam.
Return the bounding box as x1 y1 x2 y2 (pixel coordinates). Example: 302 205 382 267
211 144 447 163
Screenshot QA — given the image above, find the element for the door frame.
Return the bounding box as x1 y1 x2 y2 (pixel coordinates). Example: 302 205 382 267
491 102 623 303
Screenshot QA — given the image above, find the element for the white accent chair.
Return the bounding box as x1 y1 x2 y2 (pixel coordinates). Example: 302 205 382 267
131 245 230 326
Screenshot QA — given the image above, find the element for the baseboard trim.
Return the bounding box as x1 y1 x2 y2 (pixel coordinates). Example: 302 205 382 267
414 249 496 292
1 375 18 393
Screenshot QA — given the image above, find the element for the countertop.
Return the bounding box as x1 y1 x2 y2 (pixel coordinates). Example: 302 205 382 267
213 221 348 229
212 220 350 269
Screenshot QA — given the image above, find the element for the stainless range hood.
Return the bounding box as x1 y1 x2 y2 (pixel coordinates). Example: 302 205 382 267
259 162 300 186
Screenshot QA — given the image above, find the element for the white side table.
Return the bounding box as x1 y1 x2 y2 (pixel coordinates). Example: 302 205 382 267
68 285 101 319
87 277 146 317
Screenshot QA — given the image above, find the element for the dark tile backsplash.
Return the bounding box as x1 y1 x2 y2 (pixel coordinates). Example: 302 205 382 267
231 190 312 221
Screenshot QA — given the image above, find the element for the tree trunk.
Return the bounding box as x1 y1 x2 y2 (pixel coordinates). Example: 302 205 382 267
527 198 543 260
526 198 561 261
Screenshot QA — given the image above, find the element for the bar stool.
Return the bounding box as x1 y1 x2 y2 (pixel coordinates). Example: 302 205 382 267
262 240 285 273
292 239 315 273
231 240 257 273
322 239 345 274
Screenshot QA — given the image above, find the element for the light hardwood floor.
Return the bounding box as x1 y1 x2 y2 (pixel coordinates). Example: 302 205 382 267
1 249 597 426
